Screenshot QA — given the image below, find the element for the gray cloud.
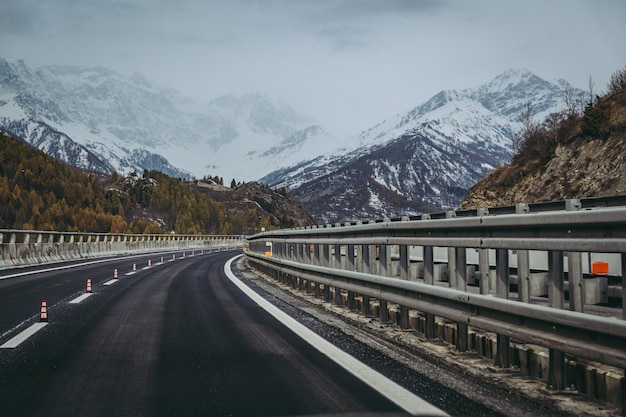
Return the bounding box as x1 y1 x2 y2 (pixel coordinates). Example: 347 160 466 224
0 1 40 35
0 0 624 133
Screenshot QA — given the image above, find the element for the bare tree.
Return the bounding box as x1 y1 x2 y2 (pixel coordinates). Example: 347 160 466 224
607 65 626 93
587 73 595 105
563 86 582 117
512 101 537 156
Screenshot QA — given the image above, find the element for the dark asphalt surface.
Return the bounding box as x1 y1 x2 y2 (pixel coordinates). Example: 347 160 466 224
0 250 416 417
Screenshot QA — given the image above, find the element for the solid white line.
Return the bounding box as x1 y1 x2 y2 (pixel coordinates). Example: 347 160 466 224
69 293 93 304
103 279 118 286
0 322 48 349
125 271 137 276
223 255 448 417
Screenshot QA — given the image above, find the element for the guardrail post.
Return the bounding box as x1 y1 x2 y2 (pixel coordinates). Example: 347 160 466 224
399 238 410 329
478 208 491 295
334 244 343 306
361 243 375 317
323 244 331 302
549 250 565 309
566 199 584 312
455 246 469 351
313 244 322 297
495 248 511 368
514 204 531 303
446 211 457 287
400 244 410 280
455 247 467 291
347 243 356 310
548 250 566 391
422 214 436 339
379 243 391 323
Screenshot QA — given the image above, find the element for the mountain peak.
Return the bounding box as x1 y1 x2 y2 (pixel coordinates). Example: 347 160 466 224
476 68 544 94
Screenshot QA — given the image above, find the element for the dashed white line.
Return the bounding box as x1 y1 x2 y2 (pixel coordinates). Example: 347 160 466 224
69 293 93 304
0 322 48 349
103 279 118 286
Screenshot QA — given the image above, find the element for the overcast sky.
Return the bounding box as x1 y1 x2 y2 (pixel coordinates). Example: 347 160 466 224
1 0 624 133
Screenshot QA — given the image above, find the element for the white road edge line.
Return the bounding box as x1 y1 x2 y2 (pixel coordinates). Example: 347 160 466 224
0 322 48 349
224 255 448 417
69 293 93 304
103 279 118 286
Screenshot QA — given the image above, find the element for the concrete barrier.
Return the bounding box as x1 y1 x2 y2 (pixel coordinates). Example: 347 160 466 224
0 230 245 269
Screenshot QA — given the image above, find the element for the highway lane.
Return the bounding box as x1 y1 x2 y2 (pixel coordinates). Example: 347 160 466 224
0 251 184 337
0 250 434 416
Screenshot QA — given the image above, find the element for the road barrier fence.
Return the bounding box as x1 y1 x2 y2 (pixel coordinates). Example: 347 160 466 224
0 230 244 268
245 197 626 413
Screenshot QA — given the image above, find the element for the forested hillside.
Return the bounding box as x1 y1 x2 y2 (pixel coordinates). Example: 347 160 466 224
0 133 311 234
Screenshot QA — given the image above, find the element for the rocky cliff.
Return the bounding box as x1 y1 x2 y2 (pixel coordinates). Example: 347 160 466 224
459 88 626 209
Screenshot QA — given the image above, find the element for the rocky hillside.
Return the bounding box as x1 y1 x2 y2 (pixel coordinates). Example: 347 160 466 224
188 180 316 232
459 86 626 209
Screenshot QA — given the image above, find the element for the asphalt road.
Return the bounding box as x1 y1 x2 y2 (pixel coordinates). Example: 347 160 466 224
0 250 434 417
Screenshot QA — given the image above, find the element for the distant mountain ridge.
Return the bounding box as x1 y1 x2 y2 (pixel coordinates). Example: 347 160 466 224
262 69 586 222
0 58 333 180
0 58 587 224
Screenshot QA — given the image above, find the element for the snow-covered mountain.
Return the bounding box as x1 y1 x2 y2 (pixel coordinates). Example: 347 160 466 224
0 59 586 223
0 58 333 180
261 69 586 222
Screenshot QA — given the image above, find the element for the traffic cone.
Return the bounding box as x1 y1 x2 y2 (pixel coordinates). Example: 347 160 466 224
114 268 118 279
86 279 92 293
133 263 136 271
192 250 195 256
161 256 164 262
148 259 152 267
40 300 48 322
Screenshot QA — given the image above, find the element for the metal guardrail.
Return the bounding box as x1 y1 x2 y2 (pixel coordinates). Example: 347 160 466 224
0 229 245 268
244 197 626 408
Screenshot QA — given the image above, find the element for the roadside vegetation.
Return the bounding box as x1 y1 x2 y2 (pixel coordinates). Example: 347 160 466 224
460 65 626 209
512 65 626 167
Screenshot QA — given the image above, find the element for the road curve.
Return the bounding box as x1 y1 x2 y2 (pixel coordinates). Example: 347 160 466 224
0 250 445 417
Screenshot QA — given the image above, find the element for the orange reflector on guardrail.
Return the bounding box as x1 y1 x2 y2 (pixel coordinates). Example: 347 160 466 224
592 261 609 275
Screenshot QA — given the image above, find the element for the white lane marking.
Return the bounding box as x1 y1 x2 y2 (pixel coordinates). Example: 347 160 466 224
69 293 93 304
103 279 118 286
0 252 177 281
0 322 48 349
125 271 137 276
224 255 448 417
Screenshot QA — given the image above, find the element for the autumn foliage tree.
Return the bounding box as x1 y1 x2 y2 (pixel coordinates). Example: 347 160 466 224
0 133 244 234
